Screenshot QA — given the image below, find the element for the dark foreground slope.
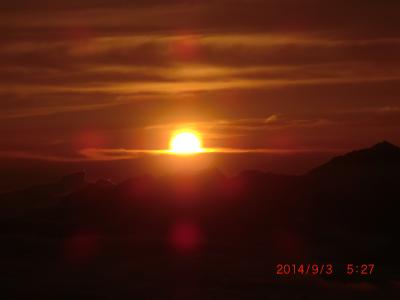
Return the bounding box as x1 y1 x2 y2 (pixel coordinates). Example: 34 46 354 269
0 142 399 299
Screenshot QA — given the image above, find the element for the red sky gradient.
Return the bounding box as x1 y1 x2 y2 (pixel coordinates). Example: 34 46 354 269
0 0 400 189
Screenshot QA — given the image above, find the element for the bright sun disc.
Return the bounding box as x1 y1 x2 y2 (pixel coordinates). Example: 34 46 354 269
170 131 203 154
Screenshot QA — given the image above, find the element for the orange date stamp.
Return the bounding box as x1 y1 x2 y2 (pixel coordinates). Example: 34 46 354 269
275 264 375 276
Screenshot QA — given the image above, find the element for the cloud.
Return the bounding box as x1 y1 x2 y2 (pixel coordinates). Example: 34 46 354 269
144 114 342 135
78 146 336 161
1 0 400 161
0 150 84 162
1 1 399 38
0 0 399 124
0 97 129 119
1 29 400 121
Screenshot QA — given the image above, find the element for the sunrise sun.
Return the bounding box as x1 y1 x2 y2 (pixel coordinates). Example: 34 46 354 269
169 131 203 154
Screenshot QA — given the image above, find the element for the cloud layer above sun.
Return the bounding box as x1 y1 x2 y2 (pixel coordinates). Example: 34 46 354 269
1 0 400 163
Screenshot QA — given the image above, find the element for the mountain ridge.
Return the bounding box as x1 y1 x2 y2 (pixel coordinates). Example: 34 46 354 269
0 141 399 284
1 141 399 198
308 141 400 177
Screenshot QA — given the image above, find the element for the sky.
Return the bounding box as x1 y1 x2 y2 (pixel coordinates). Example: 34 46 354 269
1 0 400 188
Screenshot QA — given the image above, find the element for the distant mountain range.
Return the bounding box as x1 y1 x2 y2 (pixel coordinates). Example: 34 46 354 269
1 141 399 231
0 141 399 298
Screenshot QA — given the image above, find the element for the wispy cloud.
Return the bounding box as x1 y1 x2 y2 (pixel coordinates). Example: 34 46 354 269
1 0 400 161
145 114 334 134
0 150 84 162
79 146 338 161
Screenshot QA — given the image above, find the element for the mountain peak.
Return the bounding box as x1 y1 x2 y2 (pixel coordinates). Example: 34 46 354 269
309 141 400 177
370 140 400 152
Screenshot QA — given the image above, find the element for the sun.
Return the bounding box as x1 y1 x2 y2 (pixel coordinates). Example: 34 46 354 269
170 131 203 154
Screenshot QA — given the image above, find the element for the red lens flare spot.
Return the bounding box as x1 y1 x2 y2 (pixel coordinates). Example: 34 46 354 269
168 221 203 253
169 36 200 60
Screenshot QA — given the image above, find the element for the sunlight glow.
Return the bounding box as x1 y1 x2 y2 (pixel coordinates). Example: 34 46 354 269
169 131 203 154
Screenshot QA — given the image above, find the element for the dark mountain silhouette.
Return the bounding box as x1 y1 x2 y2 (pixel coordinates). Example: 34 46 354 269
1 142 400 299
305 142 400 238
309 141 400 178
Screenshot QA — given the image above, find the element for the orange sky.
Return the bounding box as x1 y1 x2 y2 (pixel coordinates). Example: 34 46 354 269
0 0 400 187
